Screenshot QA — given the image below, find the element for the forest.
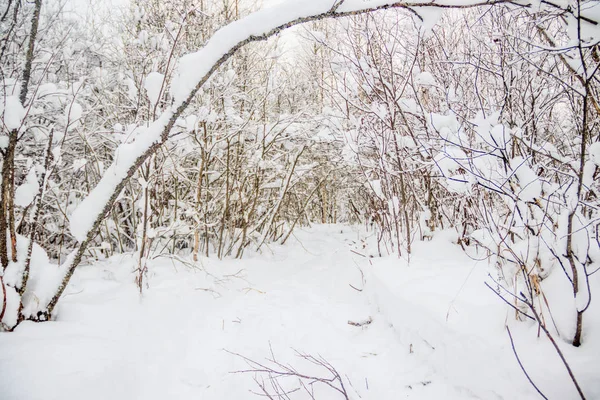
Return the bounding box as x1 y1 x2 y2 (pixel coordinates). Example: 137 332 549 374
1 0 599 399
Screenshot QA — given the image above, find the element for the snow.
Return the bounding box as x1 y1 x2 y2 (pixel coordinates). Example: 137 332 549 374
414 7 445 34
471 111 509 150
72 0 379 244
170 0 498 108
583 160 596 189
566 1 600 44
2 233 55 321
184 115 197 132
395 133 416 149
69 110 172 242
510 157 541 202
68 0 591 258
64 102 83 126
36 82 58 99
1 96 26 131
14 168 39 208
72 158 88 171
124 77 138 101
21 250 73 319
144 72 165 106
419 207 432 238
398 97 418 113
261 179 283 189
415 71 437 86
434 146 468 176
10 0 600 396
170 1 334 105
1 286 20 328
1 225 599 399
368 179 385 199
429 112 461 143
590 141 600 167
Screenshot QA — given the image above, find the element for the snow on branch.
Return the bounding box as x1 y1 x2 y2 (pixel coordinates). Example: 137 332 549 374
69 112 172 242
69 0 549 245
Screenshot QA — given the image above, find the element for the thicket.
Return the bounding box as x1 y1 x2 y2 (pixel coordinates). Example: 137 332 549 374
1 2 598 387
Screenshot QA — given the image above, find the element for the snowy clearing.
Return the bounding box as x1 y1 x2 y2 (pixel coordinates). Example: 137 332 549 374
1 225 598 399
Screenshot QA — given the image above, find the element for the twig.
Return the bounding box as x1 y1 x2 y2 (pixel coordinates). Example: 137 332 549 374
506 326 549 400
485 282 534 321
521 294 587 400
194 287 221 298
348 316 373 327
0 276 7 323
350 249 367 257
228 347 350 399
349 284 363 292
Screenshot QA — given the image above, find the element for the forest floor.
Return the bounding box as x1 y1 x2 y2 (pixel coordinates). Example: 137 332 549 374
1 225 598 400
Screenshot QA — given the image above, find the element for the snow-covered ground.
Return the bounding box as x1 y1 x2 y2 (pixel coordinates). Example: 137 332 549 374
1 225 598 399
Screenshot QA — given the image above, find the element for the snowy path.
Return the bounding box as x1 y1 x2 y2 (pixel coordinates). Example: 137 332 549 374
0 225 596 399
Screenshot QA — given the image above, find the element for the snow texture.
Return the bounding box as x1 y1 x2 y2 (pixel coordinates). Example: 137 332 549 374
2 233 62 321
144 72 165 106
1 96 26 131
414 7 445 34
65 102 83 126
14 168 39 208
510 157 541 202
415 71 437 86
590 141 600 167
1 225 598 399
72 158 88 171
